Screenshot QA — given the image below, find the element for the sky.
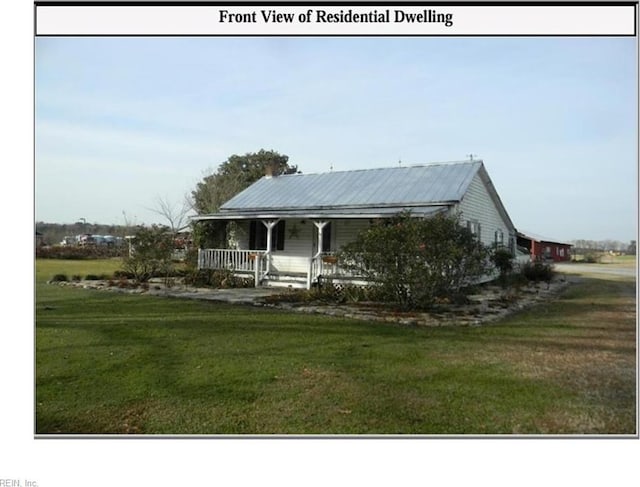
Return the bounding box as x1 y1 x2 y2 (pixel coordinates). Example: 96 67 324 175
35 36 637 241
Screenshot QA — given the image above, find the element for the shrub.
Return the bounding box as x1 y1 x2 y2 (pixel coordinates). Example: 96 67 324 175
522 261 555 283
183 269 254 289
492 247 514 277
50 273 68 282
338 212 490 310
113 270 135 279
502 271 529 290
117 278 132 289
71 274 82 281
184 269 214 287
120 225 174 283
313 278 346 303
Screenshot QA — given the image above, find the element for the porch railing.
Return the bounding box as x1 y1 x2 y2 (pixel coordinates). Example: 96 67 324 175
198 249 358 289
198 249 267 285
308 252 360 288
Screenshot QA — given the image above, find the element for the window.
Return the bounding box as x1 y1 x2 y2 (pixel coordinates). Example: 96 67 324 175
249 220 285 251
467 220 481 240
494 229 504 247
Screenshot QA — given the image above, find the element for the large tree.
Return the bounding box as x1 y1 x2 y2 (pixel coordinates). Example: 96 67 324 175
191 149 298 248
191 149 298 214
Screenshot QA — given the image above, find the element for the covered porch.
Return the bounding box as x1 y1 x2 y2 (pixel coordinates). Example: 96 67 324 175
197 247 346 289
192 206 447 289
194 216 361 289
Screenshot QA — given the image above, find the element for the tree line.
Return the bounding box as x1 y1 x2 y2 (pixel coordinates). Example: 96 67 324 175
35 222 138 247
570 239 635 255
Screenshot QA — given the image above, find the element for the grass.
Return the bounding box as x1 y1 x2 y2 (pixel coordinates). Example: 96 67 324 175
572 253 636 266
35 259 636 435
35 257 124 282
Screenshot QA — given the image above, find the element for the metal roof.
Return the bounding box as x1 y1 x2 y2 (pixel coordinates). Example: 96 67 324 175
516 230 572 246
220 161 482 212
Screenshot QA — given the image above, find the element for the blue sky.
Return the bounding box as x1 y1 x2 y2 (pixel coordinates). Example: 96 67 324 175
35 36 637 241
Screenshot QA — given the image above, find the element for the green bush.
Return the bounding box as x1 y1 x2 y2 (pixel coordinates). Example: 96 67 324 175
50 273 68 282
113 270 135 279
502 271 529 290
120 225 174 283
522 261 555 283
492 247 514 276
183 268 253 289
184 269 213 287
338 212 490 310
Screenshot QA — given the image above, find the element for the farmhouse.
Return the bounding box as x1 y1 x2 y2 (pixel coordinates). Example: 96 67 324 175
516 231 572 262
192 160 517 288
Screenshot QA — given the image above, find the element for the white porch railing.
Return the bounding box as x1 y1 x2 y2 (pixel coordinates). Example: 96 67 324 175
198 249 359 289
198 249 267 285
308 253 359 288
198 249 265 272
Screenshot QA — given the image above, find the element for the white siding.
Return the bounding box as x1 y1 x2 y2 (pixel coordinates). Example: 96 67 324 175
271 219 314 274
333 219 370 249
456 173 512 247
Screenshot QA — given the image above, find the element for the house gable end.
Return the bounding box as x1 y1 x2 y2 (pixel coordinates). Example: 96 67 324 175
457 168 515 247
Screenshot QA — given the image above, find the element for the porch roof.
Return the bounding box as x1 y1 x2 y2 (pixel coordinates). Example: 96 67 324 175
516 230 572 246
192 204 449 221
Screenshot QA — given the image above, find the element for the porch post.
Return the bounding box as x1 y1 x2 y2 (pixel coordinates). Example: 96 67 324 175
261 219 279 274
311 220 330 285
254 253 261 287
313 220 329 258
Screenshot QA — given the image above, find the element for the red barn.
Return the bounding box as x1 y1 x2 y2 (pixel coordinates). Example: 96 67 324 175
516 231 572 262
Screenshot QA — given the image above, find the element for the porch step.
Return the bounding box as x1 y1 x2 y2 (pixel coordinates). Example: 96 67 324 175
261 272 309 289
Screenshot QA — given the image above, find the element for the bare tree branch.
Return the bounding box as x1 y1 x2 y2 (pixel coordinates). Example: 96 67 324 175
147 194 193 234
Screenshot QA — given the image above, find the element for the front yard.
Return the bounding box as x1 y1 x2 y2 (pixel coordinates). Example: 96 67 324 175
35 259 636 435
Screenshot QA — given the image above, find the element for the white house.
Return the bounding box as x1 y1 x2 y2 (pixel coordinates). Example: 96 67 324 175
192 160 516 288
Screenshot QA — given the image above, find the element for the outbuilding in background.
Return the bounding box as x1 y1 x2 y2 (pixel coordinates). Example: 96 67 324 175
516 231 572 262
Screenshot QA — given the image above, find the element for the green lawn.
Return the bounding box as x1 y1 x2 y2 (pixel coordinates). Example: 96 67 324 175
35 257 124 282
35 259 636 435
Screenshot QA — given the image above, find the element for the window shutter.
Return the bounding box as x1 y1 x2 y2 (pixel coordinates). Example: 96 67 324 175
275 221 286 251
249 221 257 250
322 222 332 252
